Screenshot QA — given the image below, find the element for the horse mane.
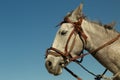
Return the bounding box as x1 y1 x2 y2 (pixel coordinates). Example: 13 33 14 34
84 17 116 30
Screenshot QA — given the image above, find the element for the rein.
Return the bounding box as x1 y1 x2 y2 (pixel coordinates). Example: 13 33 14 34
46 16 120 80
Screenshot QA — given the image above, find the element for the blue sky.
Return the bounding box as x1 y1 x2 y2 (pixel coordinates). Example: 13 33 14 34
0 0 120 80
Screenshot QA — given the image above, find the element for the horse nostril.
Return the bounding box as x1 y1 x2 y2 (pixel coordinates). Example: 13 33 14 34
47 61 52 67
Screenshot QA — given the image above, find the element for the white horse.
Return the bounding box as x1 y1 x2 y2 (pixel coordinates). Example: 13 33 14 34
45 4 120 80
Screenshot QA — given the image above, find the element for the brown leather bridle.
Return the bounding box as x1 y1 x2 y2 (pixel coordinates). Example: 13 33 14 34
46 16 120 62
46 16 87 62
45 16 120 80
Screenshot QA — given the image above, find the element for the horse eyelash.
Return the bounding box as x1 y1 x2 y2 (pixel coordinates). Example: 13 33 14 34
59 30 68 35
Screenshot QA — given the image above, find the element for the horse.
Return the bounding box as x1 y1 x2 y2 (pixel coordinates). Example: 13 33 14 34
45 4 120 80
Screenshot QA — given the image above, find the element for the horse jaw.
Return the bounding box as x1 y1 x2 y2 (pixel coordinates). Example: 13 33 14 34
45 55 64 76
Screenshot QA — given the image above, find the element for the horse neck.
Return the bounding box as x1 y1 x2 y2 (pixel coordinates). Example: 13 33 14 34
81 19 119 51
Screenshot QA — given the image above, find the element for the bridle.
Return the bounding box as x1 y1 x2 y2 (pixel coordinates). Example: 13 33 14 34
45 16 120 80
46 15 120 61
46 16 87 62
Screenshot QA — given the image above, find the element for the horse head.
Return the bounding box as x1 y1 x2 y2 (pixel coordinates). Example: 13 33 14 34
45 4 87 75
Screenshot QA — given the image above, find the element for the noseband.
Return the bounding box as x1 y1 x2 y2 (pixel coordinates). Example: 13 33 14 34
46 16 87 62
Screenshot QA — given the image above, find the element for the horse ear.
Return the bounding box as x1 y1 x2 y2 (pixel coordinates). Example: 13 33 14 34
70 3 83 20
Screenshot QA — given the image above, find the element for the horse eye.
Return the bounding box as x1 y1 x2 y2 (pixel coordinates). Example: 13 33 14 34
59 30 68 35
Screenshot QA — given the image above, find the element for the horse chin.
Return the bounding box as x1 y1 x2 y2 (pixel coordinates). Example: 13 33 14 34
48 67 63 76
53 68 62 76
